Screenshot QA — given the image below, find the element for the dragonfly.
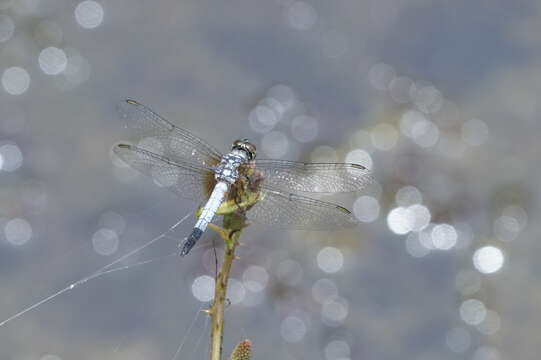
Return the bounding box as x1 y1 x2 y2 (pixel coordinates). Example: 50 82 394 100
113 99 372 256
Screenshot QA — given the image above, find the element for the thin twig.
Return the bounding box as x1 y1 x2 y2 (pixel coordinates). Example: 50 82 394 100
204 193 253 360
209 238 238 360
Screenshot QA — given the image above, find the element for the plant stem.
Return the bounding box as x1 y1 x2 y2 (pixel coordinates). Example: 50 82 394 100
209 236 238 360
205 202 248 360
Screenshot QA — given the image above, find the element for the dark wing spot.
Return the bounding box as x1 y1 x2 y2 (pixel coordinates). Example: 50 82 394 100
335 205 352 214
203 171 217 198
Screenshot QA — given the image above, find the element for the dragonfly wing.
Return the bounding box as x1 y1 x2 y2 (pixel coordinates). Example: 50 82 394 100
114 143 214 203
245 186 359 230
117 99 222 168
252 159 372 193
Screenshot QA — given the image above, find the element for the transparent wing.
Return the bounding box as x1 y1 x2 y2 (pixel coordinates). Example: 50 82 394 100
246 187 359 230
117 99 222 168
252 159 372 193
113 143 213 203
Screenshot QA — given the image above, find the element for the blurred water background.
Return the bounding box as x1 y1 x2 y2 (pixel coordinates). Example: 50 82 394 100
0 1 539 359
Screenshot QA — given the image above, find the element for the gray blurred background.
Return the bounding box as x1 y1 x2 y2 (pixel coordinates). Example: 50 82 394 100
0 1 538 359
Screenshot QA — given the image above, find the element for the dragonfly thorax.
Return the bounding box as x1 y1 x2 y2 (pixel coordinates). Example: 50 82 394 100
214 150 249 184
212 139 255 184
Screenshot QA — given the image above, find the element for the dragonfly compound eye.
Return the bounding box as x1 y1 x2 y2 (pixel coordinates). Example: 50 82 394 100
232 139 256 160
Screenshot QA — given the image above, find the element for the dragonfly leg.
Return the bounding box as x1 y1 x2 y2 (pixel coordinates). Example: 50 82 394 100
215 193 260 215
215 200 241 215
207 223 229 239
207 205 250 251
207 223 239 251
205 190 260 250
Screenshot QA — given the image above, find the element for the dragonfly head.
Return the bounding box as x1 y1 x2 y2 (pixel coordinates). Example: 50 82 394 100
232 139 256 160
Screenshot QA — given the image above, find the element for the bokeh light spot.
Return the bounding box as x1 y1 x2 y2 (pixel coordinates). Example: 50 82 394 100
317 247 344 273
459 299 486 325
322 297 348 326
280 315 306 343
494 205 527 242
39 47 68 75
353 195 380 223
91 228 119 256
387 207 413 235
75 0 104 29
249 105 278 134
431 223 457 250
473 246 504 274
191 275 215 302
5 218 32 245
0 143 23 171
2 67 30 95
242 266 269 292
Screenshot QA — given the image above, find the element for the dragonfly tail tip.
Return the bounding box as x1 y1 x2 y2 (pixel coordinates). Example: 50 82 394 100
179 228 203 256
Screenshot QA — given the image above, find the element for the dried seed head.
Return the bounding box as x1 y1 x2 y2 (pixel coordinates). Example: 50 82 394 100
230 339 252 360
